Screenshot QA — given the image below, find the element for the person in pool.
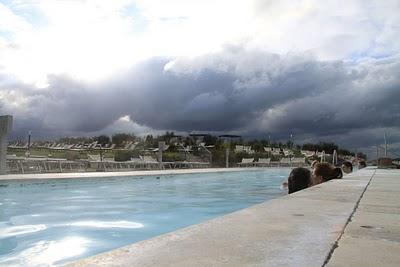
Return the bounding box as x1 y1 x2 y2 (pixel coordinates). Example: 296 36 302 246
287 167 311 194
281 161 317 191
312 162 343 185
358 160 367 169
341 161 353 174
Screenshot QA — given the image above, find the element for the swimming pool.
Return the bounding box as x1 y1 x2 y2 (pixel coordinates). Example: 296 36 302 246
0 169 290 266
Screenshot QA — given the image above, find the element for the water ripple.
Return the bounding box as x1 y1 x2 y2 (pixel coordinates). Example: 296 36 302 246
0 224 47 238
69 220 144 229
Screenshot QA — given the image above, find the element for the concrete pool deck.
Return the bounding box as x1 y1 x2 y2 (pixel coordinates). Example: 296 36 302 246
327 169 400 267
63 168 400 267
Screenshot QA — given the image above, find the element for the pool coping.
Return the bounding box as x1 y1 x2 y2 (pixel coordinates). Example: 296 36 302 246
65 169 382 267
0 167 288 181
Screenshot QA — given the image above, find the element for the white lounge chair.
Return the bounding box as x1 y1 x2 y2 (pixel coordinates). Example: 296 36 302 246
87 154 101 161
291 157 306 167
238 158 254 167
254 158 271 167
143 155 159 169
279 158 291 167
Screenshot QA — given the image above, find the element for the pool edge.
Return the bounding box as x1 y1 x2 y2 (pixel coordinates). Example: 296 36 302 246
0 167 290 181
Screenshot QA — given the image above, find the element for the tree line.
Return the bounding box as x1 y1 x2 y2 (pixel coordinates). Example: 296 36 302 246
55 132 363 157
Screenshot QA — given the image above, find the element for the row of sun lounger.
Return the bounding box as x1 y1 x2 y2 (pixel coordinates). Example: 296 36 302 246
6 156 87 174
6 153 306 174
6 155 211 174
8 142 119 150
238 157 307 167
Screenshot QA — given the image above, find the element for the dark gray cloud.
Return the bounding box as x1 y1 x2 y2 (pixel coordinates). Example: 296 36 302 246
1 47 400 155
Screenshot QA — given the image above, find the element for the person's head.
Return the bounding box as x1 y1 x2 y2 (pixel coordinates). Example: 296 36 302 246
312 162 342 185
341 161 353 174
288 167 311 194
358 161 367 169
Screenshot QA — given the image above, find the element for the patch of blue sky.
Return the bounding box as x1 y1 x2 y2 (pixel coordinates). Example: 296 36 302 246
1 0 47 27
347 41 395 64
0 0 13 6
369 52 395 60
121 2 147 34
16 9 47 27
0 30 14 40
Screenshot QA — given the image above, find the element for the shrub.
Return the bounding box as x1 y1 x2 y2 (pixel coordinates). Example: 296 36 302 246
162 152 185 162
115 150 132 161
65 151 80 161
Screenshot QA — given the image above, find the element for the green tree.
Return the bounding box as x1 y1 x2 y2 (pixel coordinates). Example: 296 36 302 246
112 133 136 147
160 131 176 143
338 149 354 156
94 135 110 146
356 152 367 160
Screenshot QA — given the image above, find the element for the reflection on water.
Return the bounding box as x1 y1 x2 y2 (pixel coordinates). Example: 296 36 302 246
0 224 47 238
0 236 90 266
69 220 144 229
0 169 289 266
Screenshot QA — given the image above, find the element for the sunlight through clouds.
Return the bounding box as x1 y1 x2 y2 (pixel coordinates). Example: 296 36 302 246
0 0 142 85
1 0 399 86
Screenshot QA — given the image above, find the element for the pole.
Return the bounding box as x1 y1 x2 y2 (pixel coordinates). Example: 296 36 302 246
28 131 31 157
384 132 388 157
158 141 165 169
354 149 358 166
226 147 229 168
332 150 336 165
0 116 13 174
225 139 230 168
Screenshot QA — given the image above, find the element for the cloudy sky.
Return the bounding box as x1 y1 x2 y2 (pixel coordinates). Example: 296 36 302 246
0 0 399 157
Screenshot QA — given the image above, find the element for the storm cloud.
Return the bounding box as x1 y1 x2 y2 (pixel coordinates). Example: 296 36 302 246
1 0 400 157
1 47 400 152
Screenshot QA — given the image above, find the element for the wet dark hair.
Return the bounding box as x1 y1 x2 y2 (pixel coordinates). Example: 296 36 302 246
359 161 367 168
332 167 343 179
342 161 353 172
314 163 342 182
288 167 311 194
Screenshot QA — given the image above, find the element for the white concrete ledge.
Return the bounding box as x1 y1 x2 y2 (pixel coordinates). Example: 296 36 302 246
68 169 376 267
327 169 400 267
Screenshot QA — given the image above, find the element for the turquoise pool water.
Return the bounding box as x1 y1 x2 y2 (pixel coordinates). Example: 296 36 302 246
0 169 290 266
